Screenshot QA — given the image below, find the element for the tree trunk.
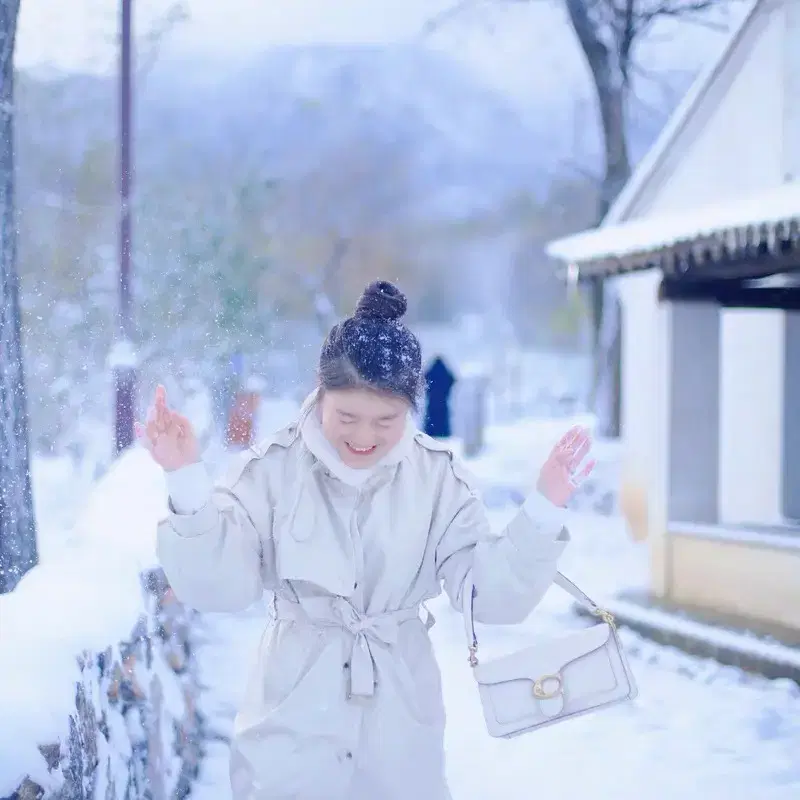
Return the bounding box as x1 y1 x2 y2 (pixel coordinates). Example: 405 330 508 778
564 0 630 439
588 57 629 438
0 0 38 594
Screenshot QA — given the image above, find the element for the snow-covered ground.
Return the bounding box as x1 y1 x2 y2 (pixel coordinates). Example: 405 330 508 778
186 414 800 800
18 402 800 799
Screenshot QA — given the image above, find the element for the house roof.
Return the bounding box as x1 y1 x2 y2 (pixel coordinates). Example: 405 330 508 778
547 180 800 274
546 0 774 274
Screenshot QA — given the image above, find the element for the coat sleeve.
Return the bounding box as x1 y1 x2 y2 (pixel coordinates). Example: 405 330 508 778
156 448 276 613
433 453 570 625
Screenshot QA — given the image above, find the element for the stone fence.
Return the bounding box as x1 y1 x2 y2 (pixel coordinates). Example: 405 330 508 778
1 451 205 800
1 567 204 800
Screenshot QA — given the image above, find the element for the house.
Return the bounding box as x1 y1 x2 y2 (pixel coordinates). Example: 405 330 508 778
546 0 800 643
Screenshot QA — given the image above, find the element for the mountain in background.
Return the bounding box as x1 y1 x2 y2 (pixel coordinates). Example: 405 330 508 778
14 25 737 448
14 39 714 362
18 42 688 224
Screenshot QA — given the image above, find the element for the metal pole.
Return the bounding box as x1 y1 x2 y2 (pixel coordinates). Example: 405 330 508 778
114 0 136 454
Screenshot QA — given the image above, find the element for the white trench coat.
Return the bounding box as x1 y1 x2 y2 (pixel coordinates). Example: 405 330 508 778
157 395 569 800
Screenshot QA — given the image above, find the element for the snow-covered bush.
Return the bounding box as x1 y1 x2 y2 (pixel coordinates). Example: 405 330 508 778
0 450 204 800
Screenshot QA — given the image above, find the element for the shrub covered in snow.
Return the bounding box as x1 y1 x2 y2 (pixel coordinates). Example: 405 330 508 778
0 450 205 800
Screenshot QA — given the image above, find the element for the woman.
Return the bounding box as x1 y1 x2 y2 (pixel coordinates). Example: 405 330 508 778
142 280 594 800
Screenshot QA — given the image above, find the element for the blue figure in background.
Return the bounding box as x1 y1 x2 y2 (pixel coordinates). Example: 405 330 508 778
423 356 455 438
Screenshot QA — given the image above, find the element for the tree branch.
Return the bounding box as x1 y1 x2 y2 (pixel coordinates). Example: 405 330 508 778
137 2 190 84
421 0 480 36
564 0 610 67
618 0 636 84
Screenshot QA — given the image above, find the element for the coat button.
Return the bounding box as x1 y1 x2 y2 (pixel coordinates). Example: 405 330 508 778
353 581 358 590
346 751 353 760
343 661 350 670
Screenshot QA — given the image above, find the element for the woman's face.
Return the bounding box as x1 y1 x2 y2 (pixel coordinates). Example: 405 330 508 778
318 388 410 468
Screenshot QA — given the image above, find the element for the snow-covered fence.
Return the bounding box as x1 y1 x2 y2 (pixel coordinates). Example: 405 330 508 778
0 451 204 800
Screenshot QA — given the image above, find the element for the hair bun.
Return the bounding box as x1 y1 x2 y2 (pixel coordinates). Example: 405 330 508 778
354 280 407 322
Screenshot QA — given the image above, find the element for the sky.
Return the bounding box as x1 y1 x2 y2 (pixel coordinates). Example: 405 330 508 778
18 0 475 71
17 0 747 122
17 0 590 112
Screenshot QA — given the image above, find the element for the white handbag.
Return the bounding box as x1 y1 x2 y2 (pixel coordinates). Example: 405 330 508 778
462 571 638 738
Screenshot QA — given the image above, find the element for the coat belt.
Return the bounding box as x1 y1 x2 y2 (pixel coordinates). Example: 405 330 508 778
274 595 434 698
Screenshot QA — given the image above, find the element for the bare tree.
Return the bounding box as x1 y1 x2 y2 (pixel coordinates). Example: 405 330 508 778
137 2 189 84
265 136 418 332
0 0 38 593
561 1 732 214
558 0 739 436
426 0 738 436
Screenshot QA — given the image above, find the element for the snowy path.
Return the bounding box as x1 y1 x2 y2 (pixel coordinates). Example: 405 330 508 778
190 510 800 800
29 413 800 799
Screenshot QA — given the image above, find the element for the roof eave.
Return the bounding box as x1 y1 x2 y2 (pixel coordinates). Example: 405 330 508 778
559 228 800 283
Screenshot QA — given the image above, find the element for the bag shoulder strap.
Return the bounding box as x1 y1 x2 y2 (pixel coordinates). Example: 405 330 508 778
461 570 615 666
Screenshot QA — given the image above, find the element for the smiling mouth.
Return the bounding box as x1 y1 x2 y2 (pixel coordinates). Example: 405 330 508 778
346 443 377 456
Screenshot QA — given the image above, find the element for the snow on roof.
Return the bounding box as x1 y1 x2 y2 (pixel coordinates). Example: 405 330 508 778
546 180 800 266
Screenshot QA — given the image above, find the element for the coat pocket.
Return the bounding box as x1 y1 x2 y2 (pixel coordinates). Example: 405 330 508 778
258 620 327 713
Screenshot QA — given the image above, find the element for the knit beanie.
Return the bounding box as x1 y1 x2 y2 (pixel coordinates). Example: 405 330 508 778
318 280 423 408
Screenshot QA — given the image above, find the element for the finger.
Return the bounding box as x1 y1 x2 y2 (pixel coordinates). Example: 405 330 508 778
151 396 162 425
156 402 174 433
567 437 592 469
555 426 583 457
173 413 192 438
567 426 589 448
570 459 595 487
146 419 160 445
163 409 182 437
552 429 580 465
154 387 169 427
556 425 581 447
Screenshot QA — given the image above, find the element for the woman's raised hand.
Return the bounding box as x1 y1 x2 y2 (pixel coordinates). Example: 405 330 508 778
136 385 200 472
536 425 595 508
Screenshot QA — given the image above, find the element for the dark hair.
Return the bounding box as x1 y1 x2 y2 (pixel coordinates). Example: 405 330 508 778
318 280 423 409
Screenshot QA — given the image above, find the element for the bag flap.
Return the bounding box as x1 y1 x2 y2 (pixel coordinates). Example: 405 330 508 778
473 623 612 686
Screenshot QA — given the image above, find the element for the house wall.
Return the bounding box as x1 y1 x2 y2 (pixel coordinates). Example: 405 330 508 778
615 0 798 617
617 270 665 589
669 527 800 632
